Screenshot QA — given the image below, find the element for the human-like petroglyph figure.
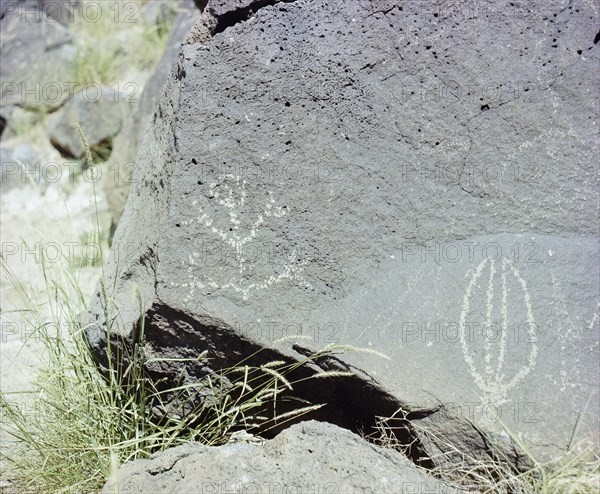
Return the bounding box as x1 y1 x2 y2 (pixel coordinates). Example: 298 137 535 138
173 174 311 301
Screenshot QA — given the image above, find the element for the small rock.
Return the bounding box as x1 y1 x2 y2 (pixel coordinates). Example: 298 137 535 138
227 430 265 444
47 88 126 159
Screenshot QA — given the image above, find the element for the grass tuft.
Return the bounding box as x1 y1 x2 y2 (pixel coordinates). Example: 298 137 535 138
0 249 367 492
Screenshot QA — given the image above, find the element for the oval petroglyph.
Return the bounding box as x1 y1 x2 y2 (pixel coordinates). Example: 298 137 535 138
459 257 538 404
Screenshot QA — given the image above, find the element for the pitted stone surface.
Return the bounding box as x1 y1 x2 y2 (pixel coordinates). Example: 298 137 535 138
101 421 461 494
89 0 599 460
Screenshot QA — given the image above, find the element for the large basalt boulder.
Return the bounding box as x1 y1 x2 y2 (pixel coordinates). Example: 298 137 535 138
88 0 599 465
101 420 461 494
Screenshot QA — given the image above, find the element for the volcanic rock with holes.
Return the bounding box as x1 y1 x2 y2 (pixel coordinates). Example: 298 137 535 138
101 420 462 494
103 0 203 239
87 0 600 474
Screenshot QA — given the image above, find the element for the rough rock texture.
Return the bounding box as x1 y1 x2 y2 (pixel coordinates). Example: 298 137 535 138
46 88 127 159
103 0 203 239
89 0 599 465
101 420 461 494
0 3 75 111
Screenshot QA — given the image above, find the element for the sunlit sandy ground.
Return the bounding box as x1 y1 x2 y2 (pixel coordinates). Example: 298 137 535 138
0 170 110 490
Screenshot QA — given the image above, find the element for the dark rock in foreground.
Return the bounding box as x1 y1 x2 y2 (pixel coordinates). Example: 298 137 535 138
101 420 462 494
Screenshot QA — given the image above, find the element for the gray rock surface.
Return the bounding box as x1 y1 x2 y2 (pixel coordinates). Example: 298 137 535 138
89 0 599 464
0 0 36 19
0 3 75 111
46 87 127 158
103 0 203 239
38 0 80 25
0 0 80 24
101 420 461 494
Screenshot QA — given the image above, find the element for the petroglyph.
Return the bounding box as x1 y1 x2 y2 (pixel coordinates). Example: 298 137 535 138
459 257 538 404
173 174 312 301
